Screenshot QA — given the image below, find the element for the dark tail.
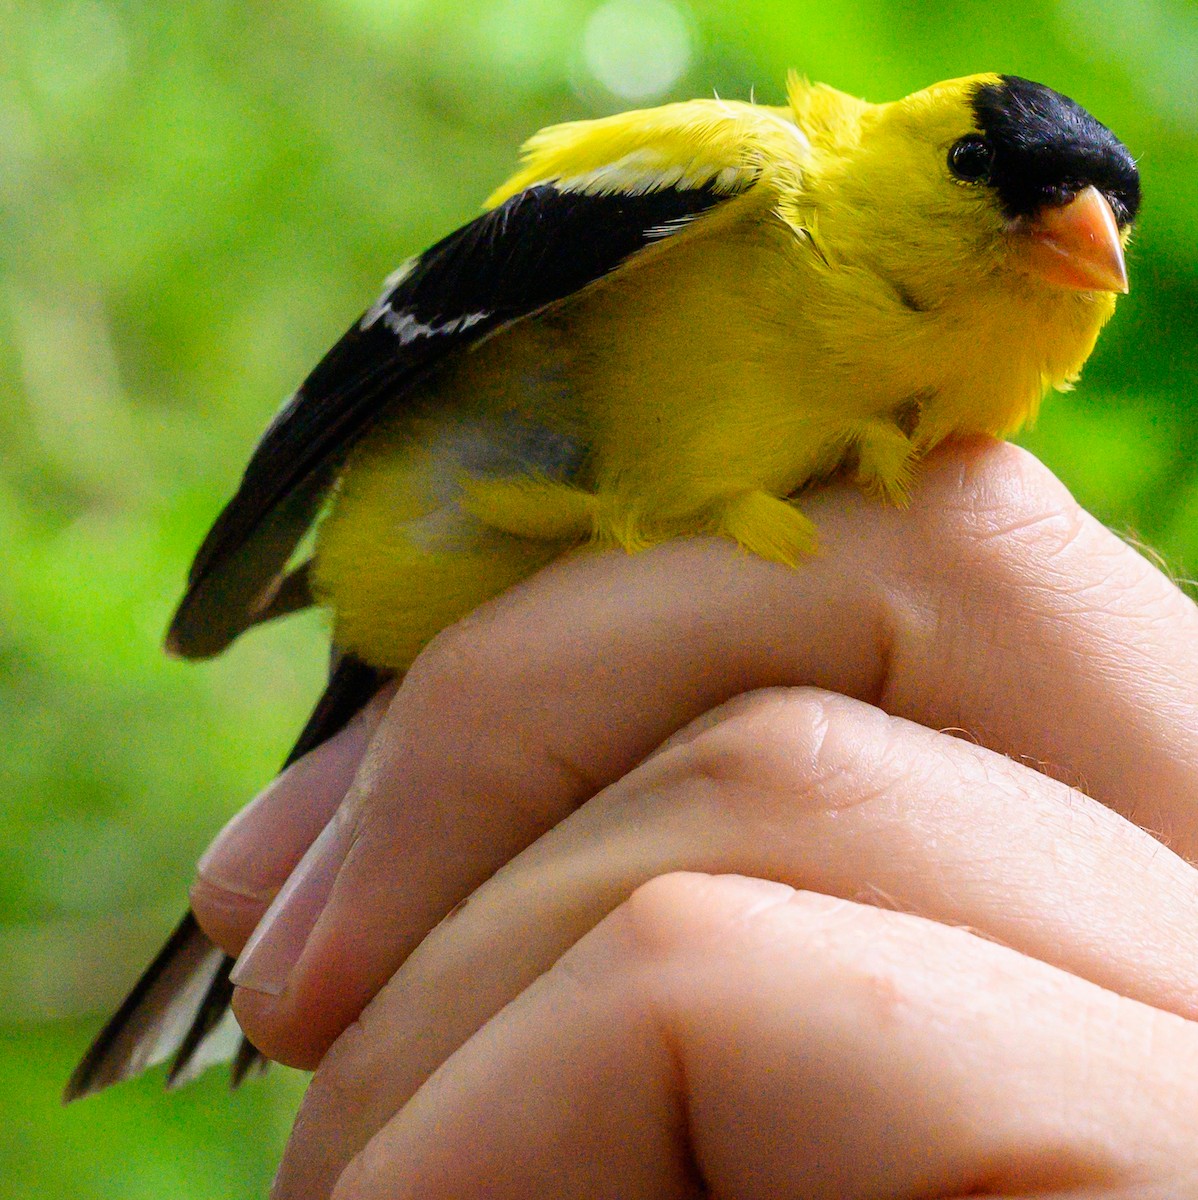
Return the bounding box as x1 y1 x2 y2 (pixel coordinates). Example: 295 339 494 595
64 652 390 1102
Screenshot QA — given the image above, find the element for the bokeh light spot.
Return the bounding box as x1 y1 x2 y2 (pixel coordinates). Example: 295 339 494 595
27 1 127 101
583 0 693 101
327 0 424 39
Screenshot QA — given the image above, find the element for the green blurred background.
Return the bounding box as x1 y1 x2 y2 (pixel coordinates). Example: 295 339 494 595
3 0 1196 1194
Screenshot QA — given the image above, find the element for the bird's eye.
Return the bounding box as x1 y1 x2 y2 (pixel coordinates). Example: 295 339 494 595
948 136 993 183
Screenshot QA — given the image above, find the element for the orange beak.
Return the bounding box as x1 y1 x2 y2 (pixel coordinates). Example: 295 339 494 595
1013 184 1129 294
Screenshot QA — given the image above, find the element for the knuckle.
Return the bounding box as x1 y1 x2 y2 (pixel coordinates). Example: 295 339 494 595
665 689 829 787
380 610 575 828
611 879 935 1041
925 441 1088 564
618 875 897 985
904 442 1108 641
619 871 738 961
618 871 795 961
656 688 886 817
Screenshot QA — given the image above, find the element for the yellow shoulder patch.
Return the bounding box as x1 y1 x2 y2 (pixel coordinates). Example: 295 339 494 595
485 98 813 207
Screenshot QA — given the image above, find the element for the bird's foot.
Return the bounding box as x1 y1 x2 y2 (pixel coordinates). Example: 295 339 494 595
849 419 918 507
714 490 818 567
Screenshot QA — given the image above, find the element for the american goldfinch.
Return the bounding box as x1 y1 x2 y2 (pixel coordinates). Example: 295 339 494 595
67 72 1138 1099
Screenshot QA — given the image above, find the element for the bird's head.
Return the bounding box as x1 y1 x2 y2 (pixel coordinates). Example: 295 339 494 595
799 74 1139 310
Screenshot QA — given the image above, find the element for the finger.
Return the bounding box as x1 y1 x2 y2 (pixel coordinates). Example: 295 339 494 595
189 686 394 955
232 440 1198 1064
274 685 1198 1198
330 874 1198 1200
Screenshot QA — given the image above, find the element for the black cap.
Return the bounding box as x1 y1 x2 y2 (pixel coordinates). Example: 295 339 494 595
971 76 1140 227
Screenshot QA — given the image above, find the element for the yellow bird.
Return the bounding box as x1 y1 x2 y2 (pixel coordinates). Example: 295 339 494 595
67 72 1138 1098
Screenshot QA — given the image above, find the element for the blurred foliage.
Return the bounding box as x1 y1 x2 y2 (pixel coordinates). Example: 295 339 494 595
2 0 1196 1194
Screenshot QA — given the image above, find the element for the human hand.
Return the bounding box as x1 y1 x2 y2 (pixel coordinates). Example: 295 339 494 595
319 871 1198 1198
190 438 1198 1196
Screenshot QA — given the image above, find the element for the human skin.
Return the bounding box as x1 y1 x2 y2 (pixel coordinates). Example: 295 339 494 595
189 438 1198 1197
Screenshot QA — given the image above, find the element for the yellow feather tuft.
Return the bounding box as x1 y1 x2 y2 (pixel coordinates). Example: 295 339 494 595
485 98 812 207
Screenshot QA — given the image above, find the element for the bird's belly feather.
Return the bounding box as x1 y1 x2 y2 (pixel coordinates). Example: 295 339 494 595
312 204 1110 671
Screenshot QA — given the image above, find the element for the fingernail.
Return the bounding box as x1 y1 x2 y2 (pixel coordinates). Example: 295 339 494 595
197 701 387 901
230 814 351 996
196 777 294 902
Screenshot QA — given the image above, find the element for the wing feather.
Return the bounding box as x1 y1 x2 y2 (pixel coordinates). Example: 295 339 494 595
167 180 750 658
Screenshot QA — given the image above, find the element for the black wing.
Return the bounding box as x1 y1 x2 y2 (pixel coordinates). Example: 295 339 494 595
167 181 747 658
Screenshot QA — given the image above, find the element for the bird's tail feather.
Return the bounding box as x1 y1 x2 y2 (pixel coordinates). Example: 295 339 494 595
64 651 390 1102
